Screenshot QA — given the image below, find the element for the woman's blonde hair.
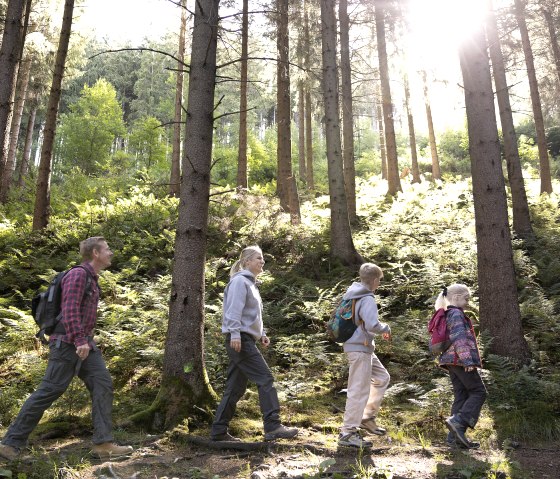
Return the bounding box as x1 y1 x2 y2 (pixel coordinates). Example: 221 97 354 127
230 245 263 277
435 283 470 310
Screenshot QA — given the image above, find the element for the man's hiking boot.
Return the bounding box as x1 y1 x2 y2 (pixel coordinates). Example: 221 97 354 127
445 415 478 449
360 417 387 436
0 443 20 461
338 432 373 448
211 432 241 442
264 424 299 441
91 442 133 460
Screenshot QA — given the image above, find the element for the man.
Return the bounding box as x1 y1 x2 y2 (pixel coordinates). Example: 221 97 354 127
338 263 392 448
0 237 133 461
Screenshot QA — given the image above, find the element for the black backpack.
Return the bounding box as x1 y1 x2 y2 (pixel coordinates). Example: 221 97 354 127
31 266 93 344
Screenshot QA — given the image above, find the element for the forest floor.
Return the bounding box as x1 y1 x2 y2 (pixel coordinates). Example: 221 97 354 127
2 428 558 479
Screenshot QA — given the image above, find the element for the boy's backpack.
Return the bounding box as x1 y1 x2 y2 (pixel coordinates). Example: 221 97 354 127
326 298 363 343
31 266 93 344
428 308 451 356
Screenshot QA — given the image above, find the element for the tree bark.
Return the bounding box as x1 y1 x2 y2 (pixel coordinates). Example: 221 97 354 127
375 88 387 180
320 0 362 266
17 101 36 187
542 6 560 89
236 0 249 189
156 0 221 431
32 0 74 231
421 70 441 181
486 0 533 238
1 54 30 201
403 72 420 183
169 0 187 197
339 0 356 223
304 1 314 191
276 0 300 223
514 0 553 194
297 79 306 185
458 18 530 361
0 0 27 184
374 0 401 196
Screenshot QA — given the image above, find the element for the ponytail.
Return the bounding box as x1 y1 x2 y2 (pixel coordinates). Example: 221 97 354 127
229 245 263 278
435 284 470 310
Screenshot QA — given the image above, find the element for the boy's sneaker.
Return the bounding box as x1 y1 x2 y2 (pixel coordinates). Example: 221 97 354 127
91 442 133 460
264 424 299 441
0 443 20 461
445 415 476 449
360 417 387 436
211 432 241 442
338 432 373 448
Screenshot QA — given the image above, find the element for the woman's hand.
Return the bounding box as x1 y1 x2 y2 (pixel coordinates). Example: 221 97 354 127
261 336 270 348
230 338 242 352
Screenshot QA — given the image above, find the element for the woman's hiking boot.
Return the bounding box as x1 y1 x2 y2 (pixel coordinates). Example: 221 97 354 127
211 432 241 442
360 417 387 436
264 424 299 441
338 431 373 448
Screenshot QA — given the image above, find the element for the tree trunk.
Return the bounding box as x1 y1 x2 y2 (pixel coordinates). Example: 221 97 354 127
169 0 187 197
304 2 314 191
486 0 533 238
542 6 560 89
320 0 362 266
375 89 387 179
297 79 306 185
421 70 441 181
32 0 74 231
236 0 249 189
0 0 27 184
17 101 36 187
149 0 221 432
458 19 530 361
514 0 553 194
404 72 420 183
339 0 357 223
374 0 401 196
1 55 31 202
276 0 300 223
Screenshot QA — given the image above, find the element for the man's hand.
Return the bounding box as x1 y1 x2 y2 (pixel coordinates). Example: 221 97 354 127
76 343 91 360
230 338 241 352
261 336 270 348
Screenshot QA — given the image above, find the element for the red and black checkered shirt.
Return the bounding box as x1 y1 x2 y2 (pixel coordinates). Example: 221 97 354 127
50 262 99 347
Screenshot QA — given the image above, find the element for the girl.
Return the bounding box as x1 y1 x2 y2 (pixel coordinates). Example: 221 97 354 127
210 246 298 442
435 284 486 449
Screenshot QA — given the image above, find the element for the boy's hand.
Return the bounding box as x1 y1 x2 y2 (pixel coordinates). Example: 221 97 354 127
230 338 241 352
382 332 391 341
261 336 270 348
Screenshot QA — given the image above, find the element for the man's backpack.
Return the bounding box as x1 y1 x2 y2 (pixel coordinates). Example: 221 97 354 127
428 308 451 355
326 298 363 343
31 266 93 344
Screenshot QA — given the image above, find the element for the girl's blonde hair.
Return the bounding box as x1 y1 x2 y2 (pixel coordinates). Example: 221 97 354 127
435 283 470 310
230 245 263 277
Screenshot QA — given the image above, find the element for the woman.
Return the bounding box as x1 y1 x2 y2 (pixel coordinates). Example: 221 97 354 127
210 246 298 442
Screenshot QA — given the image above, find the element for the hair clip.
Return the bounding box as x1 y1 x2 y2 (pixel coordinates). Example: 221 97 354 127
442 287 448 297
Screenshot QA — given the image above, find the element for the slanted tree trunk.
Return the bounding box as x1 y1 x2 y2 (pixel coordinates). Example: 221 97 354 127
304 1 314 191
458 18 530 361
32 0 74 231
320 0 362 266
374 0 401 196
0 0 27 185
486 0 533 238
236 0 249 189
375 88 387 179
276 0 300 223
1 55 31 202
339 0 356 223
403 72 420 183
542 6 560 88
17 101 36 187
133 0 221 432
421 70 441 181
514 0 553 194
169 0 187 197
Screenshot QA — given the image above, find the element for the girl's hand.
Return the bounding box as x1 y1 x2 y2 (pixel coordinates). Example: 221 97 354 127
261 336 270 348
464 366 476 372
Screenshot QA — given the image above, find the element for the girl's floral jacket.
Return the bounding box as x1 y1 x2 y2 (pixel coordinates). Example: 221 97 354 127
438 306 482 368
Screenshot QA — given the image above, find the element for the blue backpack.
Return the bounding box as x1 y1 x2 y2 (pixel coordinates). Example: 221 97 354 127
326 298 363 343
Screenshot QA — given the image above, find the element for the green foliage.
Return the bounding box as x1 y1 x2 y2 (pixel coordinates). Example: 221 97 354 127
57 79 126 176
128 116 168 171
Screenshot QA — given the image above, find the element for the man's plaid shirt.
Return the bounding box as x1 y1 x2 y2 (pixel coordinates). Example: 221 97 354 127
50 262 99 347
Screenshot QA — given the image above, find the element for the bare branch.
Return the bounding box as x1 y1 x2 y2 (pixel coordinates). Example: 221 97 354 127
89 48 188 69
213 107 256 122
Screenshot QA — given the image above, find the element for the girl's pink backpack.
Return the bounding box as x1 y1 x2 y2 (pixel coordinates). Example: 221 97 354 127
428 308 452 356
